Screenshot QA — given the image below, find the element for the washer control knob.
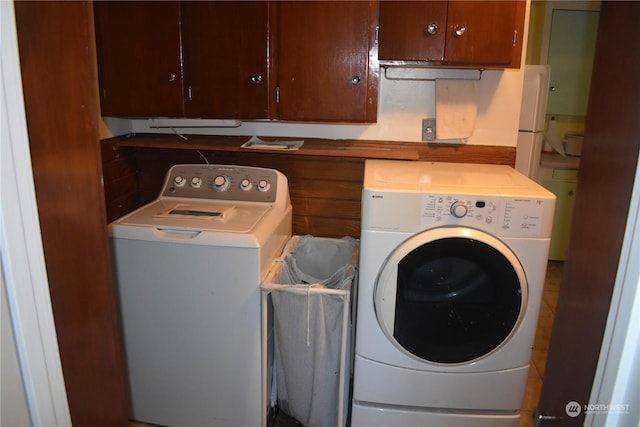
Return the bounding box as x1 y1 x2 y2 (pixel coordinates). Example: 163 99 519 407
174 175 186 187
190 176 202 188
257 179 271 192
450 201 468 218
240 178 252 191
211 175 230 192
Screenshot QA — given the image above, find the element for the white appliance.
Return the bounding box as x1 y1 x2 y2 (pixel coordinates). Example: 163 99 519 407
351 160 555 426
516 64 551 178
109 164 292 427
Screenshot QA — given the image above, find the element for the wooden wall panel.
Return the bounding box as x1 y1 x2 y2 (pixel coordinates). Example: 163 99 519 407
102 147 366 237
101 140 140 222
15 2 131 424
101 141 516 238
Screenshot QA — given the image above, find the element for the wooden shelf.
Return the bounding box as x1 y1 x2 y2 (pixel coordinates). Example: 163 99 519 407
105 133 516 165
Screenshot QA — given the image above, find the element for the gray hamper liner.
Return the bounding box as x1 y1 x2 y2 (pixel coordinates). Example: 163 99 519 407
262 235 358 427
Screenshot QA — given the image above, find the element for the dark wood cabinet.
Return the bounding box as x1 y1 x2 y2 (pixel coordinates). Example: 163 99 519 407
378 1 447 62
93 1 184 117
94 1 268 119
274 1 378 122
181 1 269 119
93 1 378 122
378 1 525 68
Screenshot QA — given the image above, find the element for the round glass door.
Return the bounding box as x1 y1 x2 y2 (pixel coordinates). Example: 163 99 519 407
375 227 527 364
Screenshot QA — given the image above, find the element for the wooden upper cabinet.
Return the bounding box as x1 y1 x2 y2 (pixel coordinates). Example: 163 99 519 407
445 1 523 67
181 2 269 119
378 1 447 62
93 1 185 117
378 1 525 68
274 1 378 122
94 1 379 122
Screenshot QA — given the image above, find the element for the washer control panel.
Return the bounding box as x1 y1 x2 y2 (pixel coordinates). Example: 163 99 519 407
161 164 280 203
421 193 547 237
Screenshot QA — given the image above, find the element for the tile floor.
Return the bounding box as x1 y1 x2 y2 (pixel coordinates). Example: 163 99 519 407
130 262 563 427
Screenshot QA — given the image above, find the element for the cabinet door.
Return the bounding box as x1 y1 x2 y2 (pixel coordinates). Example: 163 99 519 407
181 2 269 119
93 1 184 117
275 1 378 122
445 1 521 66
378 1 447 62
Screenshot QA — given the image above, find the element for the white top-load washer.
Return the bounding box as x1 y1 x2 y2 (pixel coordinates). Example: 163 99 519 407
351 160 556 427
109 164 292 427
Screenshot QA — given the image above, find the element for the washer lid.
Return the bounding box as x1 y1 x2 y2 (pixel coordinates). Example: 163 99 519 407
117 199 271 233
364 159 554 197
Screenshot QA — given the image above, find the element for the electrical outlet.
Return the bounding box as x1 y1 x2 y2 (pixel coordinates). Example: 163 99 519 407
422 118 436 142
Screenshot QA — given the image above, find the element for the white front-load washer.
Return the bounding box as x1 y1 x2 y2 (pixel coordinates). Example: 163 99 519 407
351 160 556 427
109 164 292 427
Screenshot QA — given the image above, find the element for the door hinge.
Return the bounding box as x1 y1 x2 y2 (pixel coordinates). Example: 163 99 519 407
188 85 193 101
375 25 380 44
275 86 280 103
513 30 518 46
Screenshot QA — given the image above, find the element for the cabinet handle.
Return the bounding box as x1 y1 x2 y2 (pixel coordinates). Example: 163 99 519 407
167 72 176 82
250 74 262 83
454 25 466 36
425 23 438 35
351 75 361 86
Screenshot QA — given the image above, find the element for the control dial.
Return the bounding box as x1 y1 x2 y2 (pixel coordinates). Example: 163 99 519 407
240 178 253 191
190 176 202 188
211 175 230 192
257 179 271 192
450 201 468 218
173 175 186 187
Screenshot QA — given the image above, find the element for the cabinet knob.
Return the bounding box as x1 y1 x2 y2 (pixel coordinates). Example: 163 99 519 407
454 25 466 36
351 75 361 86
425 23 438 35
167 72 176 82
250 74 262 83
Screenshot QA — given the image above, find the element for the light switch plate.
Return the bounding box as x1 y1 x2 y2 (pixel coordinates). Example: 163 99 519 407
422 118 436 142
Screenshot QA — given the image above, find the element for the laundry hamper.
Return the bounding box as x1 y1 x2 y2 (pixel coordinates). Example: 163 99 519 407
261 235 358 427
